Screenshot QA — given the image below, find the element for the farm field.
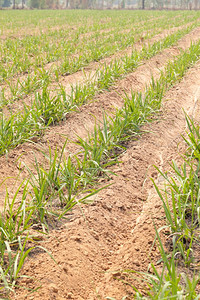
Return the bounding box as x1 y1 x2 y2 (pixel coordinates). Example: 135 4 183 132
1 9 200 299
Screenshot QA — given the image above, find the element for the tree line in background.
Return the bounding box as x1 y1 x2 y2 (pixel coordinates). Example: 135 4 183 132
1 0 200 12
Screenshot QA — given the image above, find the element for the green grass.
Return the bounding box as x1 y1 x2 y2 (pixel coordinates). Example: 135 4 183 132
118 227 200 299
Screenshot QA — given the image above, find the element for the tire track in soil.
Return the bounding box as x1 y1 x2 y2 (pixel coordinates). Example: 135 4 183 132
0 26 200 207
12 51 200 300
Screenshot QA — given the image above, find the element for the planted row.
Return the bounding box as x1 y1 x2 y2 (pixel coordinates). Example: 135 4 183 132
154 115 200 268
0 25 198 158
106 66 200 300
1 34 200 295
0 18 193 107
0 11 182 82
131 116 200 298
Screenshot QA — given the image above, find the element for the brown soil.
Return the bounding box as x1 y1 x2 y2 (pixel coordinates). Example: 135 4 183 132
0 22 199 300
